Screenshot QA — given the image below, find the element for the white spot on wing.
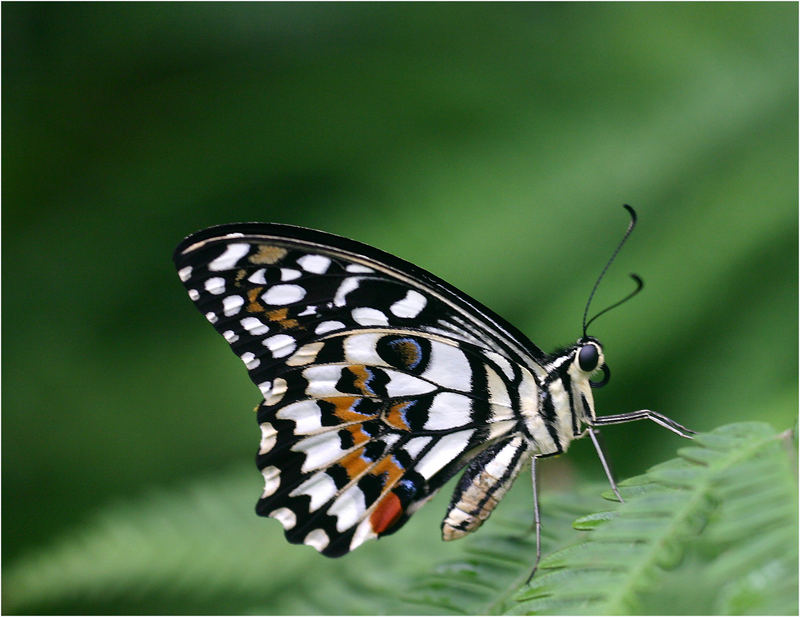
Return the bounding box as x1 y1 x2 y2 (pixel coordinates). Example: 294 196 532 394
352 307 389 326
390 290 427 318
303 365 346 397
329 485 367 532
423 392 473 430
270 507 297 530
204 277 226 295
188 289 200 301
293 431 347 473
259 422 277 454
422 341 472 391
350 518 378 552
384 370 438 397
343 332 383 364
209 243 250 271
248 268 267 285
298 305 317 316
241 351 260 370
276 400 323 433
205 312 218 324
223 330 239 343
261 466 280 497
241 316 269 336
297 254 331 274
178 266 192 282
265 377 287 406
281 268 301 281
415 430 474 479
382 433 401 448
258 381 272 397
269 508 297 531
346 264 374 273
304 528 330 551
286 341 324 366
262 284 305 305
403 436 433 459
334 277 361 306
222 295 244 316
291 472 338 511
315 320 345 334
263 334 296 358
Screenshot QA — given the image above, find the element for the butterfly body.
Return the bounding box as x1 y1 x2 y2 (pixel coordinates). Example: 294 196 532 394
174 219 691 561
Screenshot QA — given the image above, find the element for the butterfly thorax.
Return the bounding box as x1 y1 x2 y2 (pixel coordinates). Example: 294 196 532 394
527 338 604 455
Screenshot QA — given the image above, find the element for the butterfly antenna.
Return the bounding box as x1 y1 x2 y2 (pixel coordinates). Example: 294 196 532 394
582 205 643 337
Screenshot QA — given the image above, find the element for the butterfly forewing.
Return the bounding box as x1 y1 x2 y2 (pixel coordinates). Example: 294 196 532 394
174 223 544 555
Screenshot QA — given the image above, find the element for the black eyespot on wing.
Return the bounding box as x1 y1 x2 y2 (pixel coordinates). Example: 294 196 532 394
376 335 431 374
578 344 599 372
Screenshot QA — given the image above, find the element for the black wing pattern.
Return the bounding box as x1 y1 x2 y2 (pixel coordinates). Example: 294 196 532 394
174 223 544 556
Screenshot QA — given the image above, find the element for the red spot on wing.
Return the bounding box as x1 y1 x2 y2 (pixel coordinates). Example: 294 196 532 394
370 492 404 535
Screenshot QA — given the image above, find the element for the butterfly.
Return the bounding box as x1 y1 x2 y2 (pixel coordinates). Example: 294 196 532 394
173 205 693 574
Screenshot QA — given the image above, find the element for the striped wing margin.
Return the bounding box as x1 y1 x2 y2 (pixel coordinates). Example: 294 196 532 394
174 223 543 555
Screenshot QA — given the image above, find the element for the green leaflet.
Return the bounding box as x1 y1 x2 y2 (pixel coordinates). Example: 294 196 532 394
512 423 798 615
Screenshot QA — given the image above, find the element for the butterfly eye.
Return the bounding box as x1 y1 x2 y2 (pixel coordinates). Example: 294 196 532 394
578 344 599 372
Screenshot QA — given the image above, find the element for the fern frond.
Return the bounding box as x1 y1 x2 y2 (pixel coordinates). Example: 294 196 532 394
401 423 797 616
512 422 798 615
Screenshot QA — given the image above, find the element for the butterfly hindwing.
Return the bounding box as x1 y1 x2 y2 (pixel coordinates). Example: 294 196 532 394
174 223 543 555
250 328 527 555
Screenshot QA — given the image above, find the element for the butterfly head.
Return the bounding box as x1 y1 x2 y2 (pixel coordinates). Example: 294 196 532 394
555 336 609 428
574 336 610 388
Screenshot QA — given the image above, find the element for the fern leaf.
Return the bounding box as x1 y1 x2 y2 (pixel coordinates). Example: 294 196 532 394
512 422 798 615
400 423 797 616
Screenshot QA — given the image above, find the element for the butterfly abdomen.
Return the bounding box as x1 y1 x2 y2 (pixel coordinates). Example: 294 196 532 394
441 434 529 540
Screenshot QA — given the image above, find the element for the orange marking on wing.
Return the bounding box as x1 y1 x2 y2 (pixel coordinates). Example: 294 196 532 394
370 492 403 535
370 455 405 488
246 287 265 312
249 245 287 265
384 401 412 431
345 424 371 446
324 397 377 423
338 447 370 481
348 365 374 396
266 308 288 321
266 307 300 330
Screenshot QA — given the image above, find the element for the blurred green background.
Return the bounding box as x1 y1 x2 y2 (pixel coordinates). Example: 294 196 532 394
3 2 797 614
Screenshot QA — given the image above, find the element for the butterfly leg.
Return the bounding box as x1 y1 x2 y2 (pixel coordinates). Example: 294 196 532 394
587 428 623 503
525 456 542 584
592 410 695 438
